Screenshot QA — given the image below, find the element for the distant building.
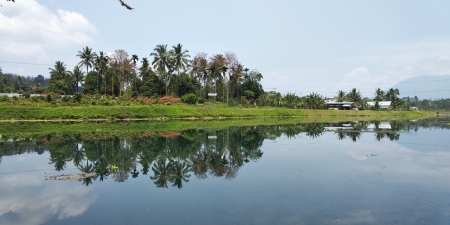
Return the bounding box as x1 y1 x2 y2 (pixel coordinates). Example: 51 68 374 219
367 101 392 109
324 102 354 110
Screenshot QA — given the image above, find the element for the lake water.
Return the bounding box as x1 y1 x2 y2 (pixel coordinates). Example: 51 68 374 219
1 118 450 225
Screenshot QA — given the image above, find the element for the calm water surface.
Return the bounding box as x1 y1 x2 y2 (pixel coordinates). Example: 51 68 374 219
1 119 450 225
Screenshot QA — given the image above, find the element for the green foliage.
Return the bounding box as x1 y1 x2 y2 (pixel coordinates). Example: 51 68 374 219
46 93 53 102
181 93 197 104
61 95 71 102
304 92 324 109
0 95 9 102
197 98 206 104
283 92 300 108
73 92 82 103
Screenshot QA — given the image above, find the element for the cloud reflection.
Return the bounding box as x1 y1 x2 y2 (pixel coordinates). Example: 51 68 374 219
0 173 96 225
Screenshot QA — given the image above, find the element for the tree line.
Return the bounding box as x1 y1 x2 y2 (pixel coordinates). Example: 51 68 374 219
40 45 264 105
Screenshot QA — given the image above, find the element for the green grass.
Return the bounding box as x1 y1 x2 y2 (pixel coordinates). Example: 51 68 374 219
0 104 434 122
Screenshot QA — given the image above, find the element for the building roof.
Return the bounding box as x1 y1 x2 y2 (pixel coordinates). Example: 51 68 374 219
324 101 354 105
367 101 392 106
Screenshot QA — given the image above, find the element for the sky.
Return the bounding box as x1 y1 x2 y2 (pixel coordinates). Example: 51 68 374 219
1 0 450 98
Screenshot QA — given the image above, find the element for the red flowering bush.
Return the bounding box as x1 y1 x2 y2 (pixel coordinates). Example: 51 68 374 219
158 96 181 104
143 98 152 105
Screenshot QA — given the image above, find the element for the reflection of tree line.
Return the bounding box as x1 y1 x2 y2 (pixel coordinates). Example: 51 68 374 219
37 127 268 188
1 119 448 186
403 117 450 132
334 120 405 141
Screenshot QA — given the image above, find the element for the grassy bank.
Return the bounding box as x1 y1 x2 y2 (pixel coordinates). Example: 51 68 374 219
0 104 434 122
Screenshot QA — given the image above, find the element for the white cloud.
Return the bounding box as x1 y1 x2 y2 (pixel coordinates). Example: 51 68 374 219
0 173 96 225
0 0 96 63
336 36 450 96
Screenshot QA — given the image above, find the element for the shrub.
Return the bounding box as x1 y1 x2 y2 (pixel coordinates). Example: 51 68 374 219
0 96 10 102
228 98 239 106
73 92 82 103
181 93 197 104
30 96 40 102
46 93 53 102
61 95 71 102
197 97 206 104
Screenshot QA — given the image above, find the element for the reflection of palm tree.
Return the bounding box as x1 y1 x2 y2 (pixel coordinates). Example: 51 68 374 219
189 152 209 179
150 159 172 188
337 131 346 140
72 146 85 167
169 161 191 188
304 123 325 138
131 166 139 178
209 151 227 177
347 132 361 142
94 156 110 181
77 160 96 186
375 132 385 141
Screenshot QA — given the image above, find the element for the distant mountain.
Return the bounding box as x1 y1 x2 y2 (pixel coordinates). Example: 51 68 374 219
392 75 450 100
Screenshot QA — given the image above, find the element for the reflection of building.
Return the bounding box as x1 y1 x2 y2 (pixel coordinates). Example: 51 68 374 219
324 122 356 131
366 122 392 130
324 101 354 110
367 101 392 109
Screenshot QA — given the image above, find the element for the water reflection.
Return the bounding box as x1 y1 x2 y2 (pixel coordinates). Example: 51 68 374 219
1 118 449 189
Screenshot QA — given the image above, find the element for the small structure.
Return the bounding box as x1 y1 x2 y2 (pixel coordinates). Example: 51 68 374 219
367 101 392 110
324 101 354 110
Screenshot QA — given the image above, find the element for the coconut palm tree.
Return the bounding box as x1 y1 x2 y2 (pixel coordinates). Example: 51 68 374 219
346 88 362 105
336 90 346 102
69 66 84 93
131 54 139 92
95 51 109 94
77 46 97 91
190 53 208 97
150 44 171 95
374 88 385 110
48 61 71 94
209 54 227 97
170 44 190 75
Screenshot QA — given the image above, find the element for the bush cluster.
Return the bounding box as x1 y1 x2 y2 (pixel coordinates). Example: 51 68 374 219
181 93 197 104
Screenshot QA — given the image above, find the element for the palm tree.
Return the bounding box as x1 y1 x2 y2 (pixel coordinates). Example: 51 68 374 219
190 53 208 97
131 54 139 92
69 66 84 93
150 44 171 95
385 88 401 109
77 46 97 92
209 54 227 97
170 44 190 76
336 90 346 102
94 51 109 94
346 88 362 105
374 88 385 110
48 61 71 94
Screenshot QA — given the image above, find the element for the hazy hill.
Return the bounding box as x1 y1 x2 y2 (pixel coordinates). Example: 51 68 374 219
392 75 450 100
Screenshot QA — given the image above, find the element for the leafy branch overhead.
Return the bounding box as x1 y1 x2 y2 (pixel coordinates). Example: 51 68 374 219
2 0 134 10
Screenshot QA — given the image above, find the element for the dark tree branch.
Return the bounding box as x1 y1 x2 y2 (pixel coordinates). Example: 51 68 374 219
3 0 134 10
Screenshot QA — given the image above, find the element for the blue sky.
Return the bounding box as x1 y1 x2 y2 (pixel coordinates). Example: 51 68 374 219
1 0 450 98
